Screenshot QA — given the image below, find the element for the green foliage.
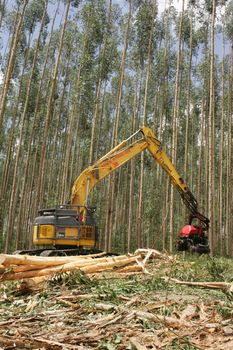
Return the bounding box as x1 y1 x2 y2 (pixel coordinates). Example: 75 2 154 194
24 0 49 34
149 276 169 291
225 0 233 40
216 303 233 319
134 0 157 66
98 335 122 350
169 338 200 350
48 270 98 288
175 11 192 43
207 258 232 282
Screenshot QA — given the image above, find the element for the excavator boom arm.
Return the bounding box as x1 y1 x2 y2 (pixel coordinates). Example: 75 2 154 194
71 136 148 206
71 126 209 230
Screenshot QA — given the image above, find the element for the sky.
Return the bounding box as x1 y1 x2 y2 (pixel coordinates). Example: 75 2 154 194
114 0 185 13
157 0 185 12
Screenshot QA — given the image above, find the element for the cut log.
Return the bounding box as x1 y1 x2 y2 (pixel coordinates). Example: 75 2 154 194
117 265 143 273
0 248 168 283
0 253 95 267
80 255 142 274
0 253 127 268
0 255 142 281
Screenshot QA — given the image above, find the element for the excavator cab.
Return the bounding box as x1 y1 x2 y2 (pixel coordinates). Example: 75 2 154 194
32 205 98 254
177 214 210 254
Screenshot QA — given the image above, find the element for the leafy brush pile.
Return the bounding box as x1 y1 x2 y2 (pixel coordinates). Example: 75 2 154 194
0 254 233 349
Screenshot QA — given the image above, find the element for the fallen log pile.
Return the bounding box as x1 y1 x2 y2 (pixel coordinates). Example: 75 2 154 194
0 248 172 283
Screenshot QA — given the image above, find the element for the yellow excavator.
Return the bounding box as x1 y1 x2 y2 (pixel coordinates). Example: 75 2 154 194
20 126 209 255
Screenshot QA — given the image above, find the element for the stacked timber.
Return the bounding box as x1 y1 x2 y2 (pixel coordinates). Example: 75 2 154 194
0 249 172 283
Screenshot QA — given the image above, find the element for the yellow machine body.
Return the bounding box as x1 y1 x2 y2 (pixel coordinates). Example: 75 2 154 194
33 206 97 250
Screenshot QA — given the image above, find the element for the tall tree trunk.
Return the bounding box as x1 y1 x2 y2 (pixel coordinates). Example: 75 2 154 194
15 1 48 249
16 2 60 248
127 76 139 252
89 0 112 165
156 0 170 250
4 31 34 252
137 0 157 248
226 46 232 256
219 21 225 255
0 50 29 205
46 56 71 206
197 99 205 201
169 0 184 252
183 8 193 222
35 0 71 209
105 0 132 252
162 177 169 250
208 0 216 254
0 0 28 129
60 6 92 203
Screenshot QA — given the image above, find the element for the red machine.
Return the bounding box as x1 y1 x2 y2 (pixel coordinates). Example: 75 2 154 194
177 214 210 253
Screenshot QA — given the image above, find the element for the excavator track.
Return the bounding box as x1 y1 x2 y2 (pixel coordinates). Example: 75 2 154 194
13 248 103 257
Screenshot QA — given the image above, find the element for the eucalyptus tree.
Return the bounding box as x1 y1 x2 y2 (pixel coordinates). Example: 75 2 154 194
35 0 71 211
4 0 49 252
153 3 174 250
218 5 226 255
0 0 6 28
88 0 117 165
183 5 194 184
59 19 85 203
206 0 216 254
60 0 119 203
192 15 210 216
88 1 120 250
104 0 132 252
0 50 30 249
225 0 233 255
124 1 157 246
48 20 77 205
136 0 157 248
127 73 141 251
14 0 49 249
20 2 61 248
0 0 28 130
169 0 185 252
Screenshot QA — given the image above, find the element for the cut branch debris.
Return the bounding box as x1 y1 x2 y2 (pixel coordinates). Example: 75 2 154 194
164 277 233 291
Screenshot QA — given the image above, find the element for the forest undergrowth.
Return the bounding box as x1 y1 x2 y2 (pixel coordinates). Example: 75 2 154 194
0 254 233 349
